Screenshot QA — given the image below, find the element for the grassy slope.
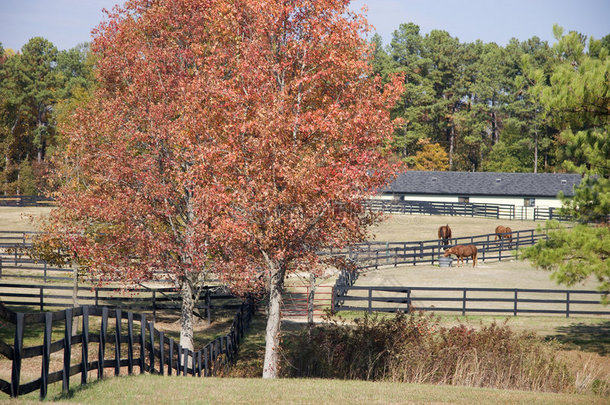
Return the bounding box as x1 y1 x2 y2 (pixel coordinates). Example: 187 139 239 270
2 375 606 405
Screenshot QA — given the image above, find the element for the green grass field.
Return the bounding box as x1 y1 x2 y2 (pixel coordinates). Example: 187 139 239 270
1 374 606 405
1 208 608 403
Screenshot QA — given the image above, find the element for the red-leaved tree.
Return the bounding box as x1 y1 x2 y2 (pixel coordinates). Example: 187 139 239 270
43 0 402 375
205 0 403 377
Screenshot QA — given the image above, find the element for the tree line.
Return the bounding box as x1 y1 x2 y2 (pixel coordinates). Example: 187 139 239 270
0 38 94 195
372 23 609 175
1 24 608 195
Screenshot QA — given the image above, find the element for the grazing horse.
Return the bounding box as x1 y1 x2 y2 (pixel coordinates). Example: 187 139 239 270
495 225 513 243
444 244 478 267
438 224 452 246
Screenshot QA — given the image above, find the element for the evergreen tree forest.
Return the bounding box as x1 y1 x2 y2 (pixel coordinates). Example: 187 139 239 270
372 23 609 175
1 23 608 195
0 38 94 195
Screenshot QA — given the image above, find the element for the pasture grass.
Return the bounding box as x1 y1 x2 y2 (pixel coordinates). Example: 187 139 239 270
368 213 552 242
0 207 51 232
1 374 606 405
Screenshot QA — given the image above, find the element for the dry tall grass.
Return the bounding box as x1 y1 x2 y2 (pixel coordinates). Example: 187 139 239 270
282 312 608 396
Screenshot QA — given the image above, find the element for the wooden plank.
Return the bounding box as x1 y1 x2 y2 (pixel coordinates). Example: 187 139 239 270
98 307 108 379
114 309 122 376
62 307 73 393
40 312 52 399
139 313 146 373
127 312 134 375
81 306 89 385
159 332 165 376
10 312 24 397
168 339 174 376
148 320 155 373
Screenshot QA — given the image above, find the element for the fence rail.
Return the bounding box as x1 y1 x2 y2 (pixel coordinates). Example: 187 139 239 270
332 286 610 318
0 196 54 207
367 199 515 219
0 283 239 323
326 229 543 269
0 299 254 399
367 199 573 221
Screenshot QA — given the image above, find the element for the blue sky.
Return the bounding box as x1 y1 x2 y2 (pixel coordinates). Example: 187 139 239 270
1 0 609 52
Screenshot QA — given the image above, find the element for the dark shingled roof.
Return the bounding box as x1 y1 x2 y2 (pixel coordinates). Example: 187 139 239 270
384 171 582 197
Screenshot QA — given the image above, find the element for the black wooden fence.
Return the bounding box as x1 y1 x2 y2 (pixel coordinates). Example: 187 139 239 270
0 283 238 324
0 196 54 207
367 199 573 222
0 298 254 399
332 286 610 318
367 199 515 219
326 229 544 269
533 206 572 221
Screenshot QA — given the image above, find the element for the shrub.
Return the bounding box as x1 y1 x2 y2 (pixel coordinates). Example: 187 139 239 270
281 312 581 394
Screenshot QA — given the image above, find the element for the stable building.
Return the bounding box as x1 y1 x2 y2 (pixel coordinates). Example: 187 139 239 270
378 171 581 219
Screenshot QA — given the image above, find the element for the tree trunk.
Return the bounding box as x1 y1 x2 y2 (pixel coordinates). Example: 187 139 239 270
180 281 195 352
307 273 317 328
491 110 499 145
448 125 455 170
533 127 539 174
263 263 285 379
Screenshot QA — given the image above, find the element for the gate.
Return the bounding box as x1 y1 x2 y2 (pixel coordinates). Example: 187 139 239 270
281 285 333 318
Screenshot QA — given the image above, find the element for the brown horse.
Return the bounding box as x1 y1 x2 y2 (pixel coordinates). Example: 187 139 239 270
444 244 478 267
438 224 452 246
495 225 513 243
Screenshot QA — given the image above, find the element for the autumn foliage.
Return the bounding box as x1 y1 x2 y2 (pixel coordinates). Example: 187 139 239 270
43 0 402 373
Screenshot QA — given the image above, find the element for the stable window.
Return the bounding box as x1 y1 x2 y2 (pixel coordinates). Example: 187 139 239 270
458 196 470 203
524 198 535 207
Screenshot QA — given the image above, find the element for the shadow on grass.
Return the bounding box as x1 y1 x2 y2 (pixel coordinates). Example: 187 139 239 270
546 321 610 355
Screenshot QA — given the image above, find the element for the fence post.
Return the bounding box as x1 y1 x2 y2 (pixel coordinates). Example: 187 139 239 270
82 306 89 385
114 309 122 376
203 345 209 376
43 262 47 283
63 308 73 394
406 289 411 313
99 307 108 379
514 289 518 316
41 312 52 399
462 289 467 316
175 341 181 376
127 312 134 375
152 291 156 322
206 289 211 325
40 287 44 312
375 250 379 269
156 332 163 376
140 314 146 373
10 312 24 398
566 292 570 318
197 350 202 377
148 321 155 373
368 288 372 314
168 339 174 376
394 247 398 267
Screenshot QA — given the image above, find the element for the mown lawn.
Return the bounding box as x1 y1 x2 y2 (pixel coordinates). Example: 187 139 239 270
1 374 607 405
